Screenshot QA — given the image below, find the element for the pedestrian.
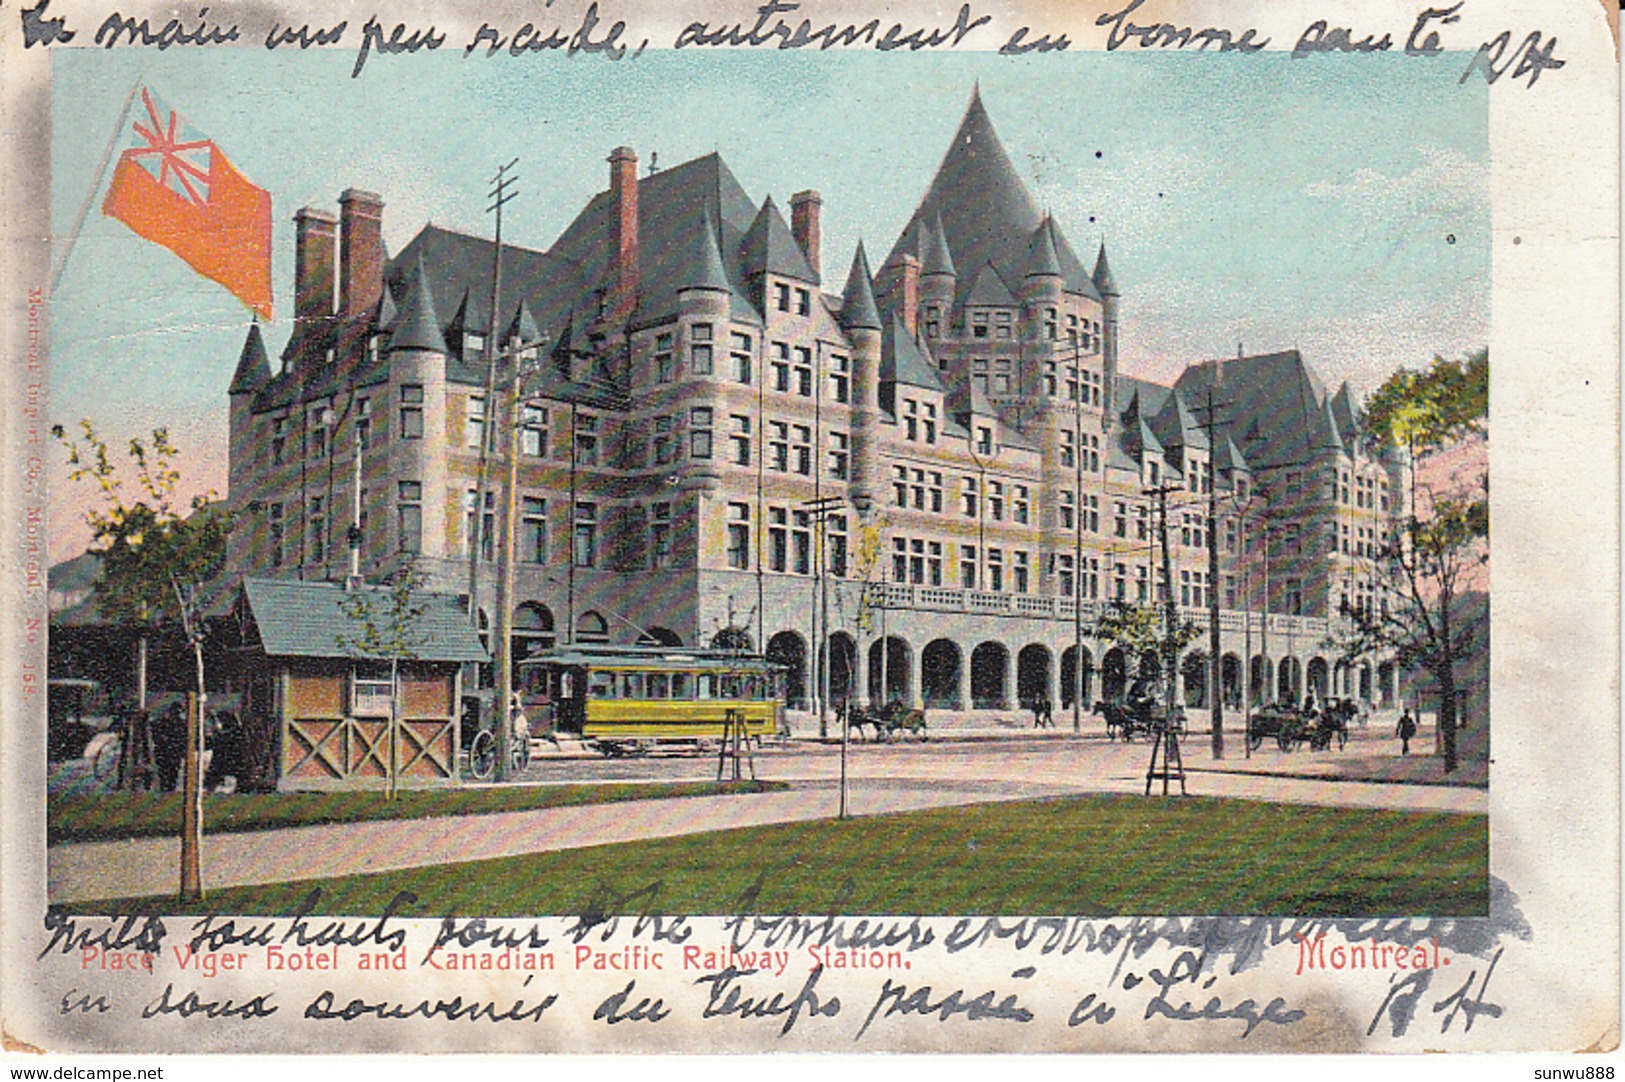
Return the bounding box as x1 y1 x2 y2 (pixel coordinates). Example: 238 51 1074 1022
1396 709 1417 755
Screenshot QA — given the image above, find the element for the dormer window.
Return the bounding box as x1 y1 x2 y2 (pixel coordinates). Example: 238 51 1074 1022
995 311 1013 339
774 282 791 312
795 288 811 316
972 311 990 339
976 426 993 456
463 331 485 364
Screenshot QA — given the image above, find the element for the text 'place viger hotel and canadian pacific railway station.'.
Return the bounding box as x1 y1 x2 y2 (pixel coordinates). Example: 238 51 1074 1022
219 88 1405 786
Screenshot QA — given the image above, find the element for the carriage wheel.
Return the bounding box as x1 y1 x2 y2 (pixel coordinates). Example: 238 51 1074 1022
468 730 496 780
1247 731 1263 752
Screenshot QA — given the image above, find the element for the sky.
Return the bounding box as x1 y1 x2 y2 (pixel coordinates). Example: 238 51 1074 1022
48 46 1488 561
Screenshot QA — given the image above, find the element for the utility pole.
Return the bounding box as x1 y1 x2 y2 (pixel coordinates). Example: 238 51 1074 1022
469 157 520 626
1192 381 1234 759
1070 332 1084 734
1151 483 1181 729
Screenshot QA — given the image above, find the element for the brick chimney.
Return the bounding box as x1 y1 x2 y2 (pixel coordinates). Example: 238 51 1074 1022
294 207 337 326
607 147 639 321
791 190 821 280
877 254 920 337
338 189 384 319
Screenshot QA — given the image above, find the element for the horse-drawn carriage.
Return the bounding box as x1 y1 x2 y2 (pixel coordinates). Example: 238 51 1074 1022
1093 700 1184 742
845 701 928 742
1247 702 1350 752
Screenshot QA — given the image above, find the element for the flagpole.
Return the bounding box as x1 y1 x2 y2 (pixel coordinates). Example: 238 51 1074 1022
51 78 143 294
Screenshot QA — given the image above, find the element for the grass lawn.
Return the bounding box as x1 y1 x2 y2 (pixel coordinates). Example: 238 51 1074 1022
48 780 785 845
89 794 1488 916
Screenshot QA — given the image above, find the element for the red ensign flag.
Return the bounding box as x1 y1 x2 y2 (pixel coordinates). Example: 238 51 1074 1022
102 88 273 320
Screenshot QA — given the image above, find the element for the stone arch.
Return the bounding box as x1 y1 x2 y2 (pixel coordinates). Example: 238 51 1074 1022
921 639 962 709
1182 651 1208 709
1277 656 1302 706
867 635 911 705
709 626 752 652
1360 662 1373 703
512 602 555 663
641 627 683 647
1250 655 1272 707
826 632 857 711
1017 644 1053 709
1377 660 1395 706
577 611 611 644
970 642 1010 709
766 631 807 709
1102 648 1128 703
1060 646 1094 709
1307 656 1330 702
1221 652 1243 709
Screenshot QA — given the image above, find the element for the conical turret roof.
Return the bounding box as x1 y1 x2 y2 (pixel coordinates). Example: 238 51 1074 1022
1093 242 1119 297
839 242 882 331
677 208 733 294
919 212 956 278
741 195 818 284
505 298 542 348
1318 397 1347 456
388 254 449 354
230 322 272 394
1024 217 1064 279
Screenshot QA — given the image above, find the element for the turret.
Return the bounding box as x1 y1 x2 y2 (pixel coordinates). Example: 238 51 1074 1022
228 322 271 501
385 254 449 561
839 242 883 513
1093 241 1121 426
917 213 957 341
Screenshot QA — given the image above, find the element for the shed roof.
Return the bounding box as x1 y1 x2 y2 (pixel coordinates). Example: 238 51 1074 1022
241 577 489 663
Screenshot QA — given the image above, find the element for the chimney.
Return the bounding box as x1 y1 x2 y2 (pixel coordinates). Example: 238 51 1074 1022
338 189 384 319
878 254 921 337
608 147 639 321
791 189 822 280
293 208 337 326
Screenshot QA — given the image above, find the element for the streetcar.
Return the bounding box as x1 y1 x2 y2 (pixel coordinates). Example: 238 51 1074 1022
516 645 787 756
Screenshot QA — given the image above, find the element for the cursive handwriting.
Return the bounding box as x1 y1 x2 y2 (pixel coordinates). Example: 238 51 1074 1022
695 964 840 1037
856 974 1033 1041
40 910 165 961
675 1 988 51
304 986 556 1023
142 982 277 1020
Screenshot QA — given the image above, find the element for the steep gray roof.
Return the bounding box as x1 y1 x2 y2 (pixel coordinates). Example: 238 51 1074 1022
1173 351 1342 470
677 207 734 294
230 323 272 395
964 262 1017 307
839 242 882 331
1092 242 1119 298
1329 381 1358 443
740 195 818 284
1023 217 1064 280
919 212 956 278
884 88 1099 306
1151 388 1210 451
241 577 489 663
1214 433 1250 474
881 314 946 393
387 255 449 355
506 298 542 347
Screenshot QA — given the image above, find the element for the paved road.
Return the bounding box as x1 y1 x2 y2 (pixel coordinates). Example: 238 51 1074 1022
47 733 1485 906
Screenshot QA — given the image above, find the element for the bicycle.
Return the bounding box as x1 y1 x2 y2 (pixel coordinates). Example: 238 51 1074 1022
468 710 532 781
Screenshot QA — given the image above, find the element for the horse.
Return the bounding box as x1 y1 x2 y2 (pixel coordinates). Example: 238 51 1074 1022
1093 700 1142 741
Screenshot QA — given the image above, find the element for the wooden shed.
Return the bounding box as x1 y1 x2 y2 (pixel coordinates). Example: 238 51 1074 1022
234 577 488 790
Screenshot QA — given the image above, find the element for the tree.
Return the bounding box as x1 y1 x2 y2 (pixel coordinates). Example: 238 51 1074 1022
1340 348 1488 774
335 564 431 800
53 421 237 714
1095 599 1202 699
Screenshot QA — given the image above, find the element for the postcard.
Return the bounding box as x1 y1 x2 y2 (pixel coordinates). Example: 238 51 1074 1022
1 0 1617 1060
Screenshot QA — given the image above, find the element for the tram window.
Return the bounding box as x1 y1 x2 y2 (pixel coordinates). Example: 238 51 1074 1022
620 672 644 699
697 674 715 699
647 673 669 699
720 675 743 699
671 672 692 699
559 671 574 700
589 672 616 699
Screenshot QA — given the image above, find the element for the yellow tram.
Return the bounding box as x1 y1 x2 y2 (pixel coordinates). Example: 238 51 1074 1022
516 646 786 754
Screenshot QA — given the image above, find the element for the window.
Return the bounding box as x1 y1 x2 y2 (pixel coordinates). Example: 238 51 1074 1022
987 548 1004 591
574 502 598 567
521 497 547 564
649 502 671 569
976 426 993 456
1084 434 1100 472
771 342 791 392
690 408 713 460
904 399 919 441
1286 579 1303 616
655 332 675 384
1114 563 1127 600
574 412 599 466
727 503 750 570
730 331 752 384
961 476 978 517
908 538 925 584
309 411 328 460
892 538 907 583
929 471 943 513
793 425 811 475
271 415 288 464
893 465 908 508
994 358 1012 395
1014 550 1030 593
1058 554 1075 598
928 541 943 586
307 496 325 563
794 347 813 397
828 431 849 479
1083 494 1099 533
774 282 791 312
397 482 421 554
829 516 848 577
768 507 788 572
995 311 1013 339
465 395 486 449
925 306 941 338
1114 500 1127 537
924 402 937 443
690 322 713 375
355 398 372 450
960 545 977 589
517 405 546 457
1046 360 1058 398
795 288 811 316
988 480 1004 521
730 414 751 466
971 311 989 339
649 415 672 466
462 330 485 364
1014 485 1029 525
400 385 424 439
910 469 926 510
268 503 284 566
830 354 850 403
770 421 790 472
792 511 811 575
464 489 496 560
1061 489 1076 530
1061 429 1076 468
1084 556 1099 599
